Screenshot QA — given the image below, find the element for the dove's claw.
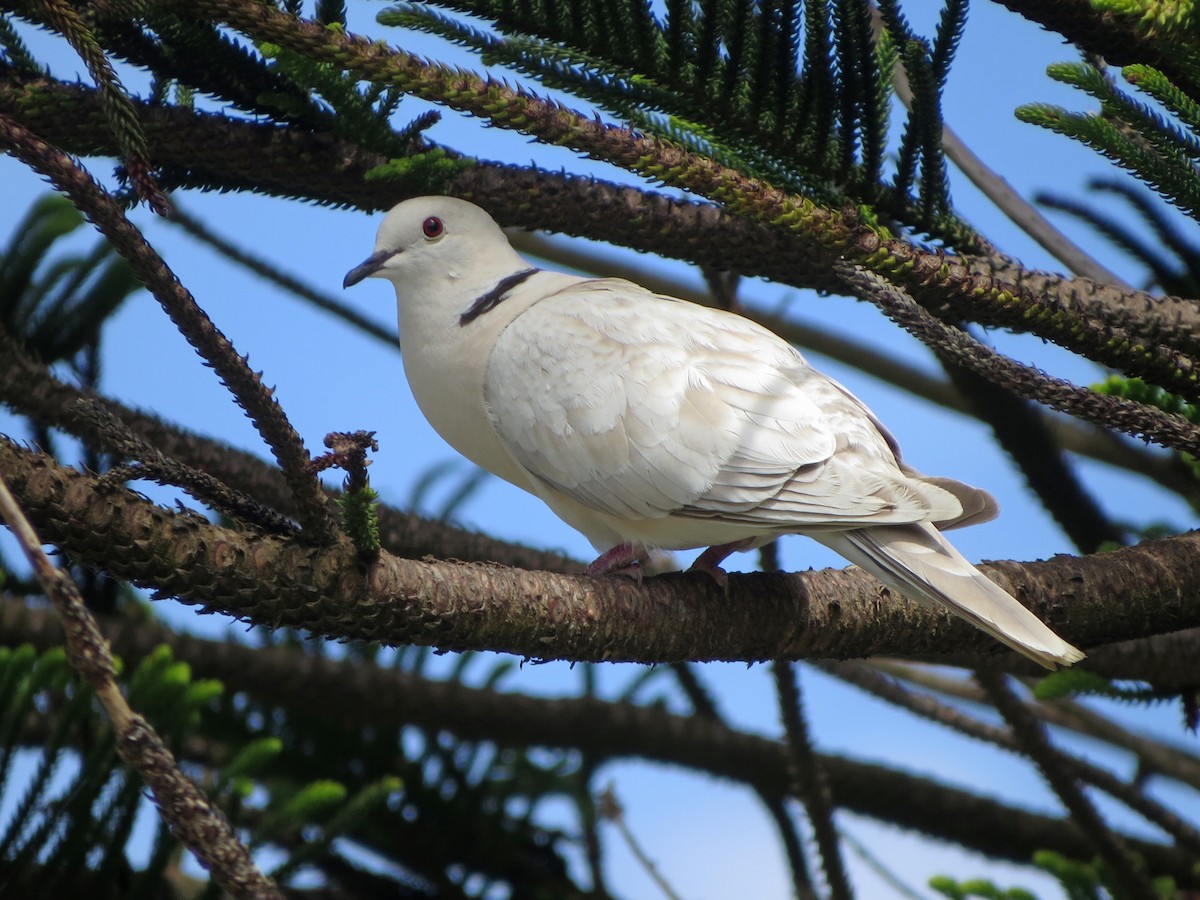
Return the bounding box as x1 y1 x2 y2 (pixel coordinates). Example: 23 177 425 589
688 540 756 586
688 559 729 588
586 543 649 578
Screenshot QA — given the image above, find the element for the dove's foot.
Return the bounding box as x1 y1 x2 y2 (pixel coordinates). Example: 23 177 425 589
586 543 649 580
688 540 757 587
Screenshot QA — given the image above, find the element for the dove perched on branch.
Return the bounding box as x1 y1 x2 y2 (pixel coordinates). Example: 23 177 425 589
344 196 1084 669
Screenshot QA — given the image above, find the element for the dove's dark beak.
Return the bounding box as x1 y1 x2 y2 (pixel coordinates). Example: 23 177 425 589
343 249 396 288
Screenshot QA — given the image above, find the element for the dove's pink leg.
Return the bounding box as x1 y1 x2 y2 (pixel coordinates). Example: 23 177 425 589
586 542 649 578
688 539 757 586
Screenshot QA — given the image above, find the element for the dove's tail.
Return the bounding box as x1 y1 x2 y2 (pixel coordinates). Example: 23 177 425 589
818 522 1085 669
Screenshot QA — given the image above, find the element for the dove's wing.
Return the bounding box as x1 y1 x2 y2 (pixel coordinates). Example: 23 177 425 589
485 279 963 528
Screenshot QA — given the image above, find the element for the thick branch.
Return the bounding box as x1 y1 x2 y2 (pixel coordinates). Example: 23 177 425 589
968 256 1200 362
4 70 1200 363
140 2 1200 399
3 438 1200 667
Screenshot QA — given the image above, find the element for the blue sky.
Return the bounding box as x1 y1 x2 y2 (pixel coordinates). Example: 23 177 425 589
3 3 1198 898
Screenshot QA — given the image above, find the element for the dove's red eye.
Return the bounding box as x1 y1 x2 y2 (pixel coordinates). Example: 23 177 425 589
422 216 444 239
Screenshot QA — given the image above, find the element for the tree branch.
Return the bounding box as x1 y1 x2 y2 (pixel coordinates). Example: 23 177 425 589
4 69 1200 362
977 671 1159 899
773 662 851 900
835 263 1200 455
819 660 1200 856
870 659 1200 788
36 7 1200 393
938 356 1126 553
4 437 1200 667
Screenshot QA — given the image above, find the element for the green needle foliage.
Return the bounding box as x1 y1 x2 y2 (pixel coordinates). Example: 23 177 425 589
0 632 582 895
259 31 429 159
379 0 973 244
1091 0 1200 39
1092 375 1198 424
0 194 142 367
1093 375 1200 487
0 15 40 75
1033 667 1178 705
1019 59 1200 225
934 850 1182 900
929 874 1037 900
1032 850 1180 900
0 645 211 897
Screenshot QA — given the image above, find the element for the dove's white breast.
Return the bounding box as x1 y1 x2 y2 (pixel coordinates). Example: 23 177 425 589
396 269 586 495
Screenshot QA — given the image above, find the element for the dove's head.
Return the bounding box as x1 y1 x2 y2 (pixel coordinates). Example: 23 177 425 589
342 196 524 293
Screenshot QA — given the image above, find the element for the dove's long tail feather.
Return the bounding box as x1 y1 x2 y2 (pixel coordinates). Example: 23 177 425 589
818 522 1085 669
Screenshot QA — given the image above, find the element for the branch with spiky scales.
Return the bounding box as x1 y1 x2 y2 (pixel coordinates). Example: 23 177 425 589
4 69 1200 364
819 660 1200 857
8 321 1200 652
834 262 1200 455
0 476 281 899
977 670 1159 898
6 436 1200 670
80 398 298 536
9 73 1200 504
938 359 1127 554
964 253 1200 360
773 660 853 900
20 0 168 212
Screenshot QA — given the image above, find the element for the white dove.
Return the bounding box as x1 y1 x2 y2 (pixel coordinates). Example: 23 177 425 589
344 196 1084 669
